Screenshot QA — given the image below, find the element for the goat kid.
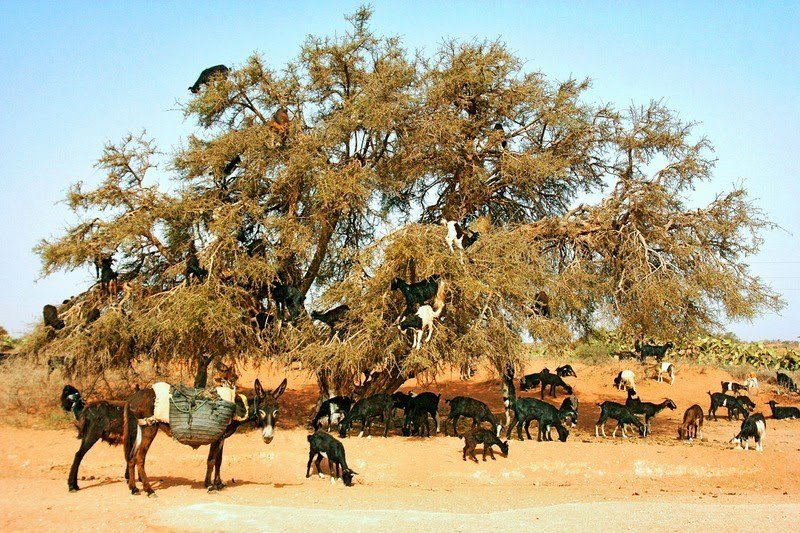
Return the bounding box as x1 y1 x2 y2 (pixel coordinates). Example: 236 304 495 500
721 381 748 395
445 396 502 437
614 370 635 391
595 401 646 438
462 428 509 463
306 431 358 486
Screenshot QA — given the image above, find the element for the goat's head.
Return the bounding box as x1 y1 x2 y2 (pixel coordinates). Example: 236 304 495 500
390 277 405 291
563 384 574 395
498 440 509 456
214 361 239 388
60 385 83 414
253 378 287 444
556 424 570 442
665 399 678 410
341 468 358 487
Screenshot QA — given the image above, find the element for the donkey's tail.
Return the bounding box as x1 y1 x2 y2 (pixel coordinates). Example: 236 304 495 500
123 404 141 461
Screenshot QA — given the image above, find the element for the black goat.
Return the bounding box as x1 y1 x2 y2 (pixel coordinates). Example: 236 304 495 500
310 304 349 338
537 372 574 399
707 391 751 421
767 400 800 420
625 391 677 436
222 154 241 176
595 401 646 438
390 274 441 319
61 385 125 492
730 412 766 452
312 396 354 431
185 245 208 283
445 396 501 437
462 428 509 463
493 122 508 150
556 364 577 378
95 256 118 295
721 381 748 395
189 64 229 93
634 339 674 362
272 282 305 323
777 372 798 393
338 393 393 438
519 368 549 391
402 392 441 436
43 304 65 330
506 397 569 442
306 431 357 486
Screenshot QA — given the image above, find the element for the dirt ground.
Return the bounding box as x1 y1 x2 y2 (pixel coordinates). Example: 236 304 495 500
2 360 800 532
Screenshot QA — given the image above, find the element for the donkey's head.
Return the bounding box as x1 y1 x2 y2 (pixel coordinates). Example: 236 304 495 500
253 378 287 444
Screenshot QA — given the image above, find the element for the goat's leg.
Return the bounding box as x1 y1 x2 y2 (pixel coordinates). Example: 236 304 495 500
68 428 102 492
525 419 534 440
315 453 325 478
540 383 546 400
306 451 315 477
462 444 468 461
452 415 461 438
506 416 517 440
434 411 440 433
425 323 434 343
487 446 496 460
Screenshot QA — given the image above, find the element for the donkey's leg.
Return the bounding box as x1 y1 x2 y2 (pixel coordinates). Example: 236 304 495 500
135 426 158 496
68 428 101 492
213 440 226 489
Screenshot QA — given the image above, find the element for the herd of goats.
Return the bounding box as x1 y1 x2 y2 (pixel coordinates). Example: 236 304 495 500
32 64 800 495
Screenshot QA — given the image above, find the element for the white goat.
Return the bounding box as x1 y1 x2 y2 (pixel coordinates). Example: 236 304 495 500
657 362 675 385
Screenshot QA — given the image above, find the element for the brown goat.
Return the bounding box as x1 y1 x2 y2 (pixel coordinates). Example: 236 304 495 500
678 404 704 441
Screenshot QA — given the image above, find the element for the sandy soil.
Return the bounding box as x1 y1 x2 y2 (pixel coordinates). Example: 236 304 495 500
2 360 800 532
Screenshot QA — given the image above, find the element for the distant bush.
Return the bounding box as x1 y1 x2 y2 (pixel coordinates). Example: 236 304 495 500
676 337 800 371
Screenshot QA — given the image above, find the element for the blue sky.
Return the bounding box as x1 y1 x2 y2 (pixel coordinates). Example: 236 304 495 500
0 1 798 340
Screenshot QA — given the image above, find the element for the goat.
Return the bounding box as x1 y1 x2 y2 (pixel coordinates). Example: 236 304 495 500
707 391 751 421
519 369 548 391
391 274 441 319
614 370 635 391
462 428 509 463
744 375 759 390
95 256 118 295
556 364 577 378
595 401 646 438
721 381 748 395
441 219 479 255
493 122 507 150
634 340 674 362
61 385 125 491
657 362 675 385
306 431 358 486
310 304 350 338
445 396 501 437
222 154 241 176
625 390 677 436
271 281 305 323
391 391 413 422
777 372 798 393
730 412 766 451
269 107 290 135
189 64 229 93
185 243 208 283
312 396 354 431
398 281 446 349
506 397 569 442
338 393 393 438
532 291 550 318
402 392 441 436
537 372 573 399
678 404 704 441
767 400 800 420
43 304 65 330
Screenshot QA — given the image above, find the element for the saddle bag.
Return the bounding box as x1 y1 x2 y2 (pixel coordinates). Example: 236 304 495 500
169 386 236 448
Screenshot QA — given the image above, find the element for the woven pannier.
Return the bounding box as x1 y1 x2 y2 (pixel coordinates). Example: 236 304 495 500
169 386 236 448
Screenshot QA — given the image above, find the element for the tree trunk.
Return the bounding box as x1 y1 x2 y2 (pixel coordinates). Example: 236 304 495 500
193 354 215 388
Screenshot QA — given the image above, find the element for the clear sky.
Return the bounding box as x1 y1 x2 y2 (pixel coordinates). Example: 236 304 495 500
0 1 797 340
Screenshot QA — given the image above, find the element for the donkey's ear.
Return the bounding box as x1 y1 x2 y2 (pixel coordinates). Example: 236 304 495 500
254 379 265 397
271 378 288 399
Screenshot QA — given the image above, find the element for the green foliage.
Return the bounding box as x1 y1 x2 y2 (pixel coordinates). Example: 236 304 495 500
678 337 800 371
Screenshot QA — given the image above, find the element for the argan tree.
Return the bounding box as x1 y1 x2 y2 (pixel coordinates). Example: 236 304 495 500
29 8 781 400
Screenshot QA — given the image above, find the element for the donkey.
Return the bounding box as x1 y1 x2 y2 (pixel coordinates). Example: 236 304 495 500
123 378 287 496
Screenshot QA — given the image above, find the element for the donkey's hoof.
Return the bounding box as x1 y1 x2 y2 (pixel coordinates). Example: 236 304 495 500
213 482 226 490
147 491 158 498
130 487 140 496
69 487 79 493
